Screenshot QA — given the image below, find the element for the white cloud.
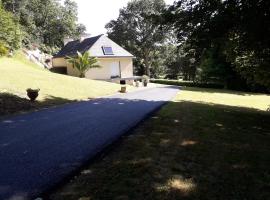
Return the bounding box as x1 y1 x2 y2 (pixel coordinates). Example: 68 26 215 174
74 0 175 36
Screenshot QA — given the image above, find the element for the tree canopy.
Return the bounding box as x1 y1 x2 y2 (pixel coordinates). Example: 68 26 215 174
0 2 22 50
164 0 270 90
1 0 85 53
106 0 171 76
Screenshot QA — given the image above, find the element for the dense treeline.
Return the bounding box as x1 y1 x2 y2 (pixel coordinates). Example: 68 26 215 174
106 0 270 92
0 0 85 54
166 0 270 91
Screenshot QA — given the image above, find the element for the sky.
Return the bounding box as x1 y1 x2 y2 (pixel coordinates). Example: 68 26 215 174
74 0 176 36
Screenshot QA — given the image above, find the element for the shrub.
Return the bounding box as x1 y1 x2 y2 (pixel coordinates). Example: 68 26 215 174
142 75 150 82
150 79 224 89
0 5 22 50
0 42 8 57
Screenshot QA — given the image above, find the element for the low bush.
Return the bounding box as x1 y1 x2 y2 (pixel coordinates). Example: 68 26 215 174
150 79 224 89
0 42 8 57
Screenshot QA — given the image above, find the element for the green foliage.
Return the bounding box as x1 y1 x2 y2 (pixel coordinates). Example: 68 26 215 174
150 79 224 89
106 0 170 76
197 47 232 85
39 44 59 55
163 45 197 81
165 0 270 91
233 49 270 90
1 0 85 50
0 42 8 56
66 51 100 78
150 44 176 78
0 3 22 50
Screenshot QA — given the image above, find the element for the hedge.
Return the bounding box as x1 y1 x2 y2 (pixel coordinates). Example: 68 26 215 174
150 79 224 89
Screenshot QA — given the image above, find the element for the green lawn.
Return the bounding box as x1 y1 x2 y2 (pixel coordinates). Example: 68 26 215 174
0 52 123 116
49 87 270 200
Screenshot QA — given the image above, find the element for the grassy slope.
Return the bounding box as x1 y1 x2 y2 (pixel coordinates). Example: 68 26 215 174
50 87 270 200
0 52 121 115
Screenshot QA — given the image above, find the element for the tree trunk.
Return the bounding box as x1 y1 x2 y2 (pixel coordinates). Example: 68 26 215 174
144 53 151 76
79 73 85 78
145 65 150 76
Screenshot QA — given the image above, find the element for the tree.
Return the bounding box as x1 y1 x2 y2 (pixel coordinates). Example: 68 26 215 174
66 51 100 78
0 41 8 56
0 2 22 50
197 47 231 85
1 0 85 51
164 0 270 91
1 0 28 15
106 0 170 76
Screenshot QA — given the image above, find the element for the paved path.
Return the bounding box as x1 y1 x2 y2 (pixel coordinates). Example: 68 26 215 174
0 86 178 199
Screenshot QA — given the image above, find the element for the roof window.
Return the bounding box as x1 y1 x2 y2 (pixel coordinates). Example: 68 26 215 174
102 46 114 55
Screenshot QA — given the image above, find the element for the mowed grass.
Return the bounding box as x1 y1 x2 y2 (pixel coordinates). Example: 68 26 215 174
49 87 270 200
178 87 270 111
0 52 122 116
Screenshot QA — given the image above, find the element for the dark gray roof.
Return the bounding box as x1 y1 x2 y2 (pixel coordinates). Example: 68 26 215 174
54 35 103 58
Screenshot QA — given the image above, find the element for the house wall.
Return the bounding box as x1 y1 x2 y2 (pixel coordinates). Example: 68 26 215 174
119 58 133 78
85 58 133 79
67 62 80 76
52 58 66 67
52 57 133 80
52 57 80 76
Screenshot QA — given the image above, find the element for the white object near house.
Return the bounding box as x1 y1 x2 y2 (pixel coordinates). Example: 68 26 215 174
24 48 45 68
52 34 135 81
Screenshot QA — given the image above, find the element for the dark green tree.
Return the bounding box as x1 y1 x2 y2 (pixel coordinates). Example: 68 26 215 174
164 0 270 90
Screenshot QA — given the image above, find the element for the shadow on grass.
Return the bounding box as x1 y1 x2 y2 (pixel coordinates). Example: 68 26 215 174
48 99 270 200
0 92 75 117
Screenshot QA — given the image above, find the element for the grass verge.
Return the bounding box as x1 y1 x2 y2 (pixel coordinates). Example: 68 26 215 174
49 87 270 200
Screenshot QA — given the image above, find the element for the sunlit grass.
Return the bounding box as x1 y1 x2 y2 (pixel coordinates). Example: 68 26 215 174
0 52 128 115
176 87 270 111
168 176 195 194
0 52 121 101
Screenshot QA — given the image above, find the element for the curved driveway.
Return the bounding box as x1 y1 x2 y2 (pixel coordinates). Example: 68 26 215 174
0 85 178 199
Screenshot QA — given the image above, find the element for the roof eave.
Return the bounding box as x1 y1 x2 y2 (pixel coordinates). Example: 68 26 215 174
96 56 136 59
53 55 136 59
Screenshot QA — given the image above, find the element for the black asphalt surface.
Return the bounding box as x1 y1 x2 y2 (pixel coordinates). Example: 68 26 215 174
0 86 179 199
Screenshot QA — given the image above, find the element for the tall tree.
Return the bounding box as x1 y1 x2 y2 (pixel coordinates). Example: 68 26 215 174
165 0 270 90
106 0 169 76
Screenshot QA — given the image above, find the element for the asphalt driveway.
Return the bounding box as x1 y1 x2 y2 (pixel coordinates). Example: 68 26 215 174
0 85 178 199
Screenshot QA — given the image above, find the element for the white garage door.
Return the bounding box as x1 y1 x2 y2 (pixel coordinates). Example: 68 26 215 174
110 61 120 77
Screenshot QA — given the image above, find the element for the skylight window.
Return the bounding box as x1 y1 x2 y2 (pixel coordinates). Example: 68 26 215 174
102 46 114 55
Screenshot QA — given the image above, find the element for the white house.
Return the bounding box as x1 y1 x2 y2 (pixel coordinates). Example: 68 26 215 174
52 34 135 81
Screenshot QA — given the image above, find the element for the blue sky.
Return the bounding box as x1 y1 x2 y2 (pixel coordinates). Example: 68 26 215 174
74 0 175 36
